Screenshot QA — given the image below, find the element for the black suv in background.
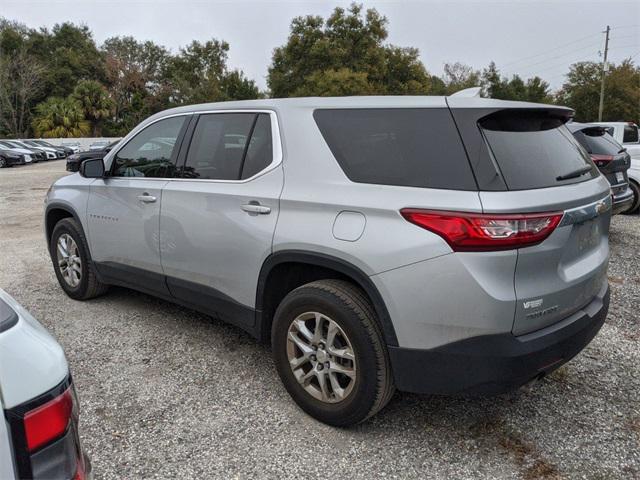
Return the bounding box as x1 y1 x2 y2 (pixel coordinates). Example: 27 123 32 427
568 122 633 214
66 140 120 172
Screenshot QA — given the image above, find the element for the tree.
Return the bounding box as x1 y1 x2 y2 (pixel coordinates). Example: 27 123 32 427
481 61 552 102
166 40 259 104
32 97 89 137
101 36 171 134
557 59 640 123
26 22 105 99
292 68 373 96
71 80 114 136
267 3 433 97
442 62 481 95
0 48 44 137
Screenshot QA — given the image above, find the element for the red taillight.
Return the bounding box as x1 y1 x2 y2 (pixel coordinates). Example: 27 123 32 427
24 387 73 452
591 154 614 167
400 209 563 251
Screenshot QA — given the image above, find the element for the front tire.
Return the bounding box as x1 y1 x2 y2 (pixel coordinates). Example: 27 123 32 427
50 218 108 300
622 181 640 214
272 279 394 426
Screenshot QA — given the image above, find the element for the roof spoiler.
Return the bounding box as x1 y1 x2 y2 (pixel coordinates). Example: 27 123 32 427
449 87 482 98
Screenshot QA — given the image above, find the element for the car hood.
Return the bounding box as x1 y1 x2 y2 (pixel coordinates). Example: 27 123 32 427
0 289 68 409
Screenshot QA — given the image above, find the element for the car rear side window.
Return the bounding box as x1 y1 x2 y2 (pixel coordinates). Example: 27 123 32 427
623 124 639 143
573 129 622 155
479 111 598 190
241 114 273 179
183 113 255 180
313 108 476 190
112 116 185 178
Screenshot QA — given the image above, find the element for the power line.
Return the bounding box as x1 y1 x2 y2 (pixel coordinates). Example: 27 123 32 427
500 31 602 68
611 24 640 30
612 44 640 49
510 41 602 73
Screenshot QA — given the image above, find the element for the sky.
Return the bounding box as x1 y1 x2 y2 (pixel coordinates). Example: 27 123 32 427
0 0 638 91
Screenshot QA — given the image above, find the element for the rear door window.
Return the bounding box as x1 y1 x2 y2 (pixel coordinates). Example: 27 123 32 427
241 114 273 179
623 124 639 143
183 113 254 180
313 108 476 190
479 111 598 190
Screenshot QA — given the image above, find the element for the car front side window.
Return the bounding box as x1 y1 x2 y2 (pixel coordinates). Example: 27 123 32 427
112 116 186 178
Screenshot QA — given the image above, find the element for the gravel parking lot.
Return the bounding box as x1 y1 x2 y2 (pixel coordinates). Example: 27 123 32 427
1 160 638 479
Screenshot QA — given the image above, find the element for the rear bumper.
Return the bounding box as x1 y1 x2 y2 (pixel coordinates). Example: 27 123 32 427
611 187 634 214
388 284 609 395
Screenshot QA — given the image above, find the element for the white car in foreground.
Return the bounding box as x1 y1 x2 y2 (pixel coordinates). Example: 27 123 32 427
0 289 91 479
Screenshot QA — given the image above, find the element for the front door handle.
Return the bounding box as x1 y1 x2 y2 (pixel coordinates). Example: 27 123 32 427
241 202 271 215
137 193 157 203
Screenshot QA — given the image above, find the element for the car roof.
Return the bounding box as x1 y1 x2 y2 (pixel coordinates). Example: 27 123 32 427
143 96 572 122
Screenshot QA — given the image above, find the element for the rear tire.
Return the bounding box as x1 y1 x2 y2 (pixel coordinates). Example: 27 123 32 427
622 181 640 214
50 218 108 300
0 157 7 168
272 279 395 426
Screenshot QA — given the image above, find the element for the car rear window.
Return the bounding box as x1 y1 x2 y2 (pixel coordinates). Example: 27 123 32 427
479 111 599 190
573 128 623 156
313 108 476 190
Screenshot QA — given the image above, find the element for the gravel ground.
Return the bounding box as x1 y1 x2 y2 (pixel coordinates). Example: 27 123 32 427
1 161 638 479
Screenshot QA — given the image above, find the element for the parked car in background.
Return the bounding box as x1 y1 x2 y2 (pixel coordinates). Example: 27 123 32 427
26 139 72 157
0 148 28 167
0 288 91 479
627 160 640 214
568 123 634 214
0 140 49 161
20 140 66 160
66 140 120 172
45 97 612 426
0 141 39 164
592 122 640 156
88 140 110 151
61 141 81 154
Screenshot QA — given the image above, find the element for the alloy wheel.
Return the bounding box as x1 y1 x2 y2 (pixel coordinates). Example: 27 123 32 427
286 311 357 403
56 233 82 287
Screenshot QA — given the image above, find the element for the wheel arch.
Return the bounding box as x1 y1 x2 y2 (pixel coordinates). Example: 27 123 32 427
256 250 399 346
45 203 83 252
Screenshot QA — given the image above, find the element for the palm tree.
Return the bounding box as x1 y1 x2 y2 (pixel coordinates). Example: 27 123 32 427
32 97 90 138
71 80 115 136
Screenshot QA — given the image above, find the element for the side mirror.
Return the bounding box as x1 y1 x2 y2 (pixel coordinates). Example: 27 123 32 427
80 158 105 178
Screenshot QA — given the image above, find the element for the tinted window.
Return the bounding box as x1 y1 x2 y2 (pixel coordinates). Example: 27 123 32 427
573 129 622 155
241 114 273 179
112 116 185 178
623 124 639 143
183 113 255 180
480 112 598 190
313 109 476 190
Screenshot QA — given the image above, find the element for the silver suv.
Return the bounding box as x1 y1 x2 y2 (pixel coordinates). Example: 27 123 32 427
45 97 612 426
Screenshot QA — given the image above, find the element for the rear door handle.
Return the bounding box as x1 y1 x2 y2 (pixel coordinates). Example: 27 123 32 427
241 203 271 214
137 193 157 203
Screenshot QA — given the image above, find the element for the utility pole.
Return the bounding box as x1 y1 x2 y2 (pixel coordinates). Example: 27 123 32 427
598 25 610 122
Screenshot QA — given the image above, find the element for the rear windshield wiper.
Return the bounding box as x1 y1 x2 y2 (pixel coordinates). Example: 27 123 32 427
556 165 593 181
